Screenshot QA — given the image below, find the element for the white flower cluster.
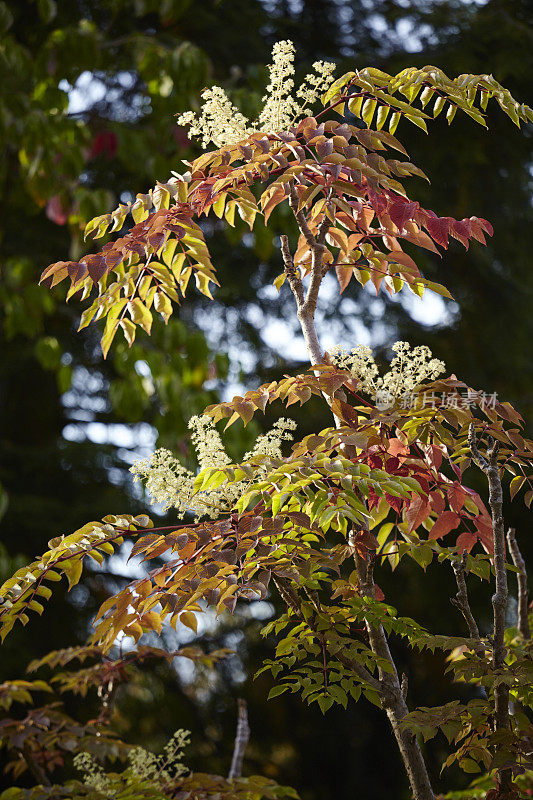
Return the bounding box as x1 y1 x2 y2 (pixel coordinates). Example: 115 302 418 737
177 40 336 148
73 751 109 792
129 728 190 784
74 729 190 790
131 415 296 519
177 87 251 149
330 341 446 409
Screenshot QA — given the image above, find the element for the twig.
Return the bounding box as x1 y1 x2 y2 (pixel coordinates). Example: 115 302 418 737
450 553 485 656
22 746 52 786
506 528 530 640
350 547 434 800
280 182 330 366
280 234 304 305
272 575 383 695
468 424 512 796
228 699 250 781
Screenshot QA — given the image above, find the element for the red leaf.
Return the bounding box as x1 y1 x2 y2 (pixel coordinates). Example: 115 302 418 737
368 189 388 215
385 494 403 514
67 261 88 283
425 444 443 471
46 195 68 226
388 200 418 231
387 438 410 458
368 487 380 511
428 511 460 540
89 131 118 159
429 491 446 514
425 213 453 248
335 264 354 294
474 515 494 554
83 254 107 283
456 531 476 553
384 457 400 473
447 483 466 513
374 583 385 602
406 494 431 532
472 216 493 237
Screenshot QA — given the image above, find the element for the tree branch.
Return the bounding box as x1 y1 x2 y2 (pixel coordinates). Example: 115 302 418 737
228 699 250 781
450 553 485 656
280 234 304 306
279 198 434 800
506 528 530 640
468 424 512 796
352 549 435 800
272 575 383 695
22 746 52 786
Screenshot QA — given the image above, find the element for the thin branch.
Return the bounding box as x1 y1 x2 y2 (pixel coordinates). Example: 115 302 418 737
468 424 512 797
22 747 52 786
450 553 485 656
507 528 530 640
280 234 304 305
272 575 383 694
228 699 250 781
279 196 435 800
279 233 323 365
287 183 319 250
351 548 435 800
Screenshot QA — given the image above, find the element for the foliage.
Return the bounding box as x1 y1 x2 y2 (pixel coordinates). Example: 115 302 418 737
3 36 533 800
0 645 296 800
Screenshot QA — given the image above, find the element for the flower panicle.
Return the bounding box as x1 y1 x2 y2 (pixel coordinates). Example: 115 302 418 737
330 341 446 408
177 40 335 148
130 416 296 520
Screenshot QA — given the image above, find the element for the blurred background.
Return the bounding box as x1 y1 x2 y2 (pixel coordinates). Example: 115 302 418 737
0 0 532 797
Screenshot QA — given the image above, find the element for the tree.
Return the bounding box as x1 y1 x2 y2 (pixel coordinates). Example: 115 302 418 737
2 40 533 800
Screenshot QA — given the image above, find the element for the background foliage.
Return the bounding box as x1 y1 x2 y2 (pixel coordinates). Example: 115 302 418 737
0 0 532 798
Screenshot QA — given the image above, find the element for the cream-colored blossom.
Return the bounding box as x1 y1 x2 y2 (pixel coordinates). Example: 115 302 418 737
177 40 336 148
330 341 446 408
74 751 110 792
75 729 190 789
131 416 296 520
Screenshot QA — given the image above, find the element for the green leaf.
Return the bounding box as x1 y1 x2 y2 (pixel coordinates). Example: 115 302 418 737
459 758 481 774
317 694 334 714
268 685 290 699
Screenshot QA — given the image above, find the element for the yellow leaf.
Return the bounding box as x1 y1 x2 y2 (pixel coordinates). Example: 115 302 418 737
362 98 377 127
120 319 136 347
348 96 363 118
212 193 227 219
66 558 83 590
194 271 214 299
180 611 198 634
433 96 446 117
162 239 178 268
376 104 390 130
128 298 153 334
154 291 173 322
388 112 401 134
